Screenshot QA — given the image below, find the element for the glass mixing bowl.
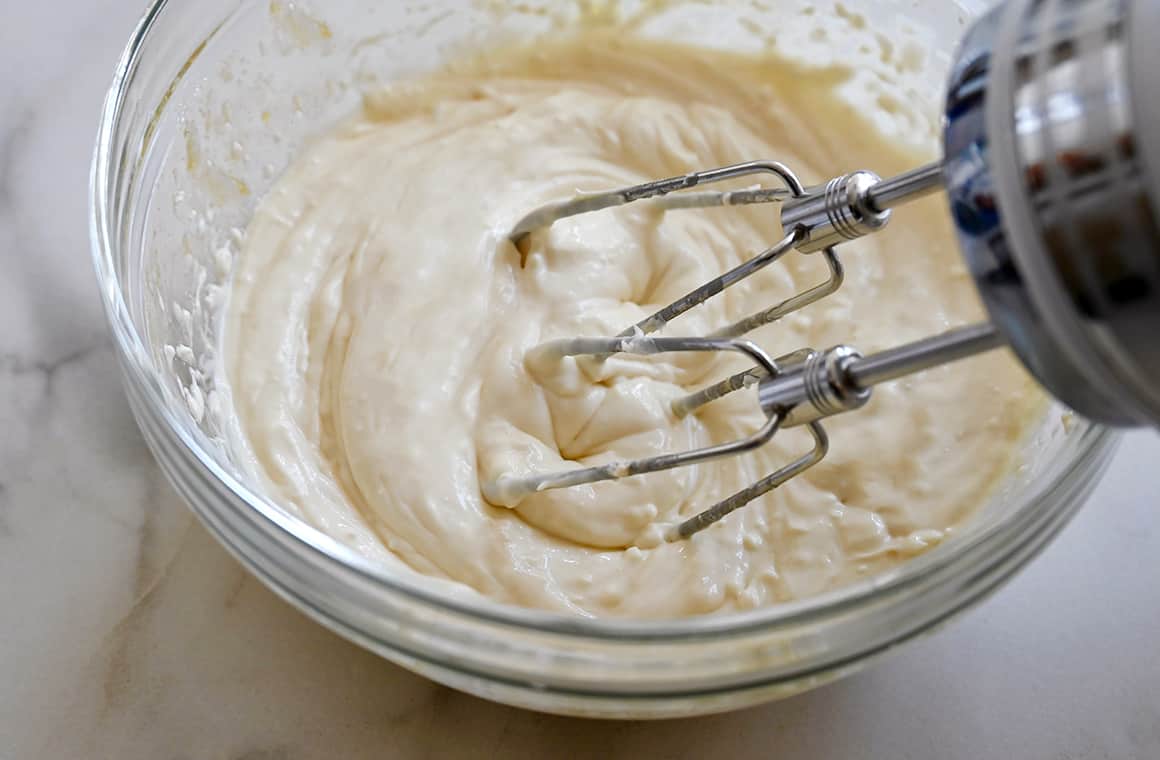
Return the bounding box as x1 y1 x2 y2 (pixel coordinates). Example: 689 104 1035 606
91 0 1119 718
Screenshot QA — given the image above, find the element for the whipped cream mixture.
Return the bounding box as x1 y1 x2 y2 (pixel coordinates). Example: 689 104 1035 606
224 36 1042 617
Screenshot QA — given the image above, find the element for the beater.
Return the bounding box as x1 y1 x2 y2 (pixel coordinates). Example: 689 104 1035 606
484 0 1160 540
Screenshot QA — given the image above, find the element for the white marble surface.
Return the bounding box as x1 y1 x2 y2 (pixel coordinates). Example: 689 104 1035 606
2 1 1159 757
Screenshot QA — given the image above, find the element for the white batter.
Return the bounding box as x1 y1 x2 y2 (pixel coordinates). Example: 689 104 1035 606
224 36 1042 617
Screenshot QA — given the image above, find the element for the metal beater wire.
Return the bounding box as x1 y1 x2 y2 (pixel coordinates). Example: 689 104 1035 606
481 337 784 508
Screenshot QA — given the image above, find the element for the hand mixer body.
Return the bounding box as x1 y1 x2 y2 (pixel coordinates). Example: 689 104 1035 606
487 0 1160 538
944 0 1160 427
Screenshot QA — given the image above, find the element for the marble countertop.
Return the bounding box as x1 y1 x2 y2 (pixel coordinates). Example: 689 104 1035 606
3 1 1159 757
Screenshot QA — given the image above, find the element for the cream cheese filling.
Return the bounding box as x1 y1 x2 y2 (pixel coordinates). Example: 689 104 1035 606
224 36 1041 617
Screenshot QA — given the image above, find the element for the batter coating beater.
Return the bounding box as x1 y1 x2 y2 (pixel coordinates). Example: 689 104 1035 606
223 36 1042 617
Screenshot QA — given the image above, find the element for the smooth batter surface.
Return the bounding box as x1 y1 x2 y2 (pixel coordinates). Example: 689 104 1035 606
224 36 1042 617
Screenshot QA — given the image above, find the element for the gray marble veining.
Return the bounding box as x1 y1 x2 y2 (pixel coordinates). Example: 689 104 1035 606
0 1 1157 758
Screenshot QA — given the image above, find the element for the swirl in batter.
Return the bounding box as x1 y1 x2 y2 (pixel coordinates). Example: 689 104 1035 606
224 36 1042 617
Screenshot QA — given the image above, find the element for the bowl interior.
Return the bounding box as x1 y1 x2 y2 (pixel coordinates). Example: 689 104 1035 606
101 0 1096 628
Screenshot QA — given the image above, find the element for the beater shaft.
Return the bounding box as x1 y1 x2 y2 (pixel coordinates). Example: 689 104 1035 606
848 322 1003 387
864 161 944 211
680 322 1004 421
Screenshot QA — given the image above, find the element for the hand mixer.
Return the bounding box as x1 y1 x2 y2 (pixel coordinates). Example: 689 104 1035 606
484 0 1160 540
